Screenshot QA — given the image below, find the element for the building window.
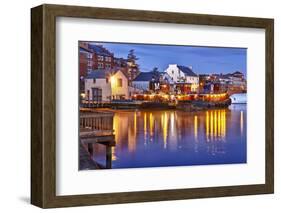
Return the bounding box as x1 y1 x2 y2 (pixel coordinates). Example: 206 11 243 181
87 60 92 66
93 78 96 84
105 63 111 69
172 70 174 74
87 53 92 59
105 56 111 62
117 78 122 87
98 55 104 61
98 63 103 69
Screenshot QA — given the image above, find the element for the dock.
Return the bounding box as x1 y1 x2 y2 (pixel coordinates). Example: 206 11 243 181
79 111 116 170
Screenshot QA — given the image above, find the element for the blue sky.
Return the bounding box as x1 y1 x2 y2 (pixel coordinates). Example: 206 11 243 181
91 42 247 76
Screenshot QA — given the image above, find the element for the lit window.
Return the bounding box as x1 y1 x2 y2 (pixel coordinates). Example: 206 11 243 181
117 78 122 87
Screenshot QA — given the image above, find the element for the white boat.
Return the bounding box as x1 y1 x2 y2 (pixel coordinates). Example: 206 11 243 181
230 93 247 104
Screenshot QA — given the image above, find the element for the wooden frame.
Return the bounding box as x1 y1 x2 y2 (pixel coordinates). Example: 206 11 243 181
31 4 274 208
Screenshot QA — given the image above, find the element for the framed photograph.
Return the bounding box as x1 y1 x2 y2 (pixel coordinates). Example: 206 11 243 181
31 4 274 208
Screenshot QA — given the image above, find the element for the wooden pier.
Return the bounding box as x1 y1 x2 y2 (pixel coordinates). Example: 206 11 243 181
79 111 116 170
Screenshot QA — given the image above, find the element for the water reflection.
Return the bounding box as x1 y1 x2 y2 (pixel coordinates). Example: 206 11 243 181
93 105 246 169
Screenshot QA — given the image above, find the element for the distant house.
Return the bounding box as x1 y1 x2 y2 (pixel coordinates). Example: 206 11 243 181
132 71 161 92
84 69 129 102
165 64 199 92
198 71 246 94
232 71 244 79
227 71 247 93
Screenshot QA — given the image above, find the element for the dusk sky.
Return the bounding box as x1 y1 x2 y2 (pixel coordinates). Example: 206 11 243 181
91 42 247 76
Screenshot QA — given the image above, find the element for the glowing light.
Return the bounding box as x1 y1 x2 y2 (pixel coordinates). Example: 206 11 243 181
240 111 244 134
194 115 198 142
112 115 119 159
134 111 137 132
206 111 209 142
144 112 147 139
221 110 226 140
80 93 86 98
214 111 217 139
218 110 221 137
205 110 226 142
210 111 214 140
110 76 116 85
162 112 168 149
149 112 154 136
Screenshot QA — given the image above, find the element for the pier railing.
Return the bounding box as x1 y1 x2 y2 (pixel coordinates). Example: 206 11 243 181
79 111 115 169
80 111 114 134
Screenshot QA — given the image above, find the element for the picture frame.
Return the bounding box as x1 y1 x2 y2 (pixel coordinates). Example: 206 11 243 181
31 4 274 208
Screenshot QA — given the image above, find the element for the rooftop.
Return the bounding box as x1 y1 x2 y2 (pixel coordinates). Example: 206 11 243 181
88 44 113 56
85 69 128 79
133 71 161 82
85 70 110 79
79 47 92 53
177 65 197 77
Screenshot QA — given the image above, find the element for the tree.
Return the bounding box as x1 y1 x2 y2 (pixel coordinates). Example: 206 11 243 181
127 49 138 62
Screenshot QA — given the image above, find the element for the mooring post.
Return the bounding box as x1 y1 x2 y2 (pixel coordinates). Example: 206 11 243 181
106 145 112 169
88 143 93 156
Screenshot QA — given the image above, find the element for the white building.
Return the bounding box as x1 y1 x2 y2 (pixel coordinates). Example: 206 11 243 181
165 64 199 92
84 69 129 102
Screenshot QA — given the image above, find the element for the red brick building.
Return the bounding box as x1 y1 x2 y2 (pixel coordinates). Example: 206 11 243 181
79 42 115 79
79 42 93 78
87 43 114 70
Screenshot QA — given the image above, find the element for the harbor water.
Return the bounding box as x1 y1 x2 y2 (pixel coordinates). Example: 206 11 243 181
91 104 247 169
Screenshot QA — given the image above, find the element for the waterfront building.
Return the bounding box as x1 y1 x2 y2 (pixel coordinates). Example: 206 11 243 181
84 69 129 102
227 71 247 94
84 70 111 102
110 69 129 100
165 64 199 93
132 71 161 92
199 71 246 95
